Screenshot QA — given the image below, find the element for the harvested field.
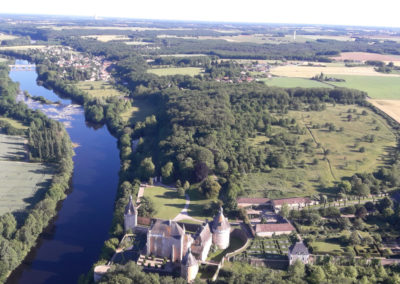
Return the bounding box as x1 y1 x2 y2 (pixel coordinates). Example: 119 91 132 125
0 34 18 41
147 67 202 76
81 35 130 42
331 52 400 62
270 64 398 78
369 100 400 124
0 133 54 215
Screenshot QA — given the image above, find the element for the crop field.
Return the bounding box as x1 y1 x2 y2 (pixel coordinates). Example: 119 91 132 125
124 41 152 45
331 52 400 63
0 45 46 51
143 186 186 220
147 67 202 76
270 64 393 78
329 75 400 99
0 117 28 129
0 33 18 41
81 35 130 42
75 81 125 98
369 100 400 124
261 77 333 88
243 104 396 198
0 134 53 215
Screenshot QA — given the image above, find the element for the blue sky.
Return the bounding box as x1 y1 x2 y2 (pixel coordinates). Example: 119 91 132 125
2 0 400 28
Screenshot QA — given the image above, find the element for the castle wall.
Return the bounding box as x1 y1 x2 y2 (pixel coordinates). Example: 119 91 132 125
200 236 212 261
181 264 199 283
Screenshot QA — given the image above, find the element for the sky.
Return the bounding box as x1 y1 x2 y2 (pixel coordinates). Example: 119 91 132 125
2 0 400 28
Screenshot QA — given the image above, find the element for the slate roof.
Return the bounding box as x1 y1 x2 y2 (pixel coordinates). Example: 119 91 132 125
212 207 230 231
255 222 295 233
124 195 137 215
149 219 185 238
272 197 311 206
182 248 198 267
289 242 309 255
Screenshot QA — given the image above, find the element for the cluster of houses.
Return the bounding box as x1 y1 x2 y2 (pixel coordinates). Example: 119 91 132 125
41 46 111 81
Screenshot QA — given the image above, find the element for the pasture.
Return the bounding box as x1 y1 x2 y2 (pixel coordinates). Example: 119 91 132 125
120 98 158 123
147 67 202 77
243 104 396 198
75 81 125 98
261 77 333 88
142 186 186 220
329 75 400 99
0 134 54 215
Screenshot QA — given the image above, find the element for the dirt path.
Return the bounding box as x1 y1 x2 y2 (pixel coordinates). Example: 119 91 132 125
173 193 203 223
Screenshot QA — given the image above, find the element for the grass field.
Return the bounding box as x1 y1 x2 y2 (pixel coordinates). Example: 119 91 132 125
147 67 202 77
75 81 125 98
143 186 186 220
120 97 158 123
0 134 53 215
243 104 396 198
261 77 333 88
329 75 400 99
270 64 393 78
0 45 46 50
186 187 213 221
0 117 28 129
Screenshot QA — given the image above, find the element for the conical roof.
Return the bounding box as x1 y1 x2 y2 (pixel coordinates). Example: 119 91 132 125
212 207 230 231
182 248 197 267
124 195 137 215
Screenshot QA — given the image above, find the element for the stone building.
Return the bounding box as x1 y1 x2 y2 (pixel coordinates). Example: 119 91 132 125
288 241 310 265
146 219 193 262
211 207 231 249
124 195 137 232
181 248 199 283
191 223 212 261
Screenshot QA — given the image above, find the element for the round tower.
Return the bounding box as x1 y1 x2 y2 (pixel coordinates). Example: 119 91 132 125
124 195 137 232
211 207 231 249
181 248 199 283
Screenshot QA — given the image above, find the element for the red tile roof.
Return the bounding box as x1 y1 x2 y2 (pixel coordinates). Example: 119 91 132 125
255 223 295 233
237 197 270 204
272 197 311 206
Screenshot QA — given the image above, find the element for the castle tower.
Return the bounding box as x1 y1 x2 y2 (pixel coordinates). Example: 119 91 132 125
181 248 199 283
124 195 137 232
211 207 231 249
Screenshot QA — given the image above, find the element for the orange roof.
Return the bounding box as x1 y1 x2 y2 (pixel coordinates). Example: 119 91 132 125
237 197 270 204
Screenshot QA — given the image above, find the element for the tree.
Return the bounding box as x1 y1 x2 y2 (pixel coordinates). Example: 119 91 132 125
308 266 326 284
161 161 174 184
140 157 155 180
177 187 185 197
138 196 157 217
201 176 221 199
216 160 229 174
288 259 305 279
195 162 209 181
279 203 290 218
0 213 17 239
355 206 368 219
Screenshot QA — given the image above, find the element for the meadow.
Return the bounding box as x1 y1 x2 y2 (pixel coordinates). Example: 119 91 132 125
75 81 125 98
0 117 28 129
0 133 53 215
147 67 202 77
261 77 333 88
242 104 396 199
120 97 159 123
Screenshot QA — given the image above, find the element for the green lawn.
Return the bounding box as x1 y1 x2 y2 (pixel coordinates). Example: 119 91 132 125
75 81 125 98
329 75 400 99
207 236 246 262
0 117 28 129
0 134 54 215
242 104 396 198
147 67 202 77
261 77 333 88
186 187 213 220
143 186 186 220
310 241 345 254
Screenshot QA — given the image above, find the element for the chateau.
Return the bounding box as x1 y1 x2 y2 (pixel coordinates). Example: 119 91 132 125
123 197 231 282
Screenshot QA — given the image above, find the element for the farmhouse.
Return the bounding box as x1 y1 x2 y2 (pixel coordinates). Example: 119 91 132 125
255 222 295 237
237 197 270 208
272 197 317 212
288 241 310 265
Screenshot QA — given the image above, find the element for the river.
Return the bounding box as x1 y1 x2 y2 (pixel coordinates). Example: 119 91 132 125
6 60 120 284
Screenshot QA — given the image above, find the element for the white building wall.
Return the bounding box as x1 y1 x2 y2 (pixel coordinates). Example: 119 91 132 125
200 237 212 261
181 264 199 283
